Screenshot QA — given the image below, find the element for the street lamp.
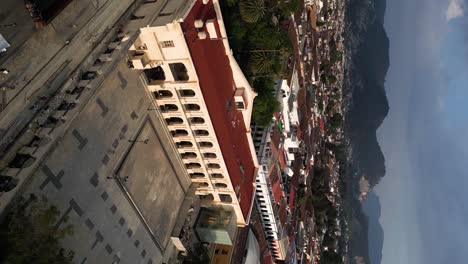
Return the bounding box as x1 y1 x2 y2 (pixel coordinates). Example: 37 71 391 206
128 138 149 144
0 23 17 28
107 175 129 182
147 107 162 111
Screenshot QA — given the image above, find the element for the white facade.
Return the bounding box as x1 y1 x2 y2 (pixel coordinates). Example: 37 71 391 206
128 1 258 226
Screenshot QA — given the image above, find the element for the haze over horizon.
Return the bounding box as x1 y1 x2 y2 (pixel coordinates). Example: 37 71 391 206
375 0 468 263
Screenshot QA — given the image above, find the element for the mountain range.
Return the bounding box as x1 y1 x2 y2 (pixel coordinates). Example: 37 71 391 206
343 0 389 263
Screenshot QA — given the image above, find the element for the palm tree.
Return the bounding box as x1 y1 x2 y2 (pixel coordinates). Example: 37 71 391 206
239 0 266 23
250 51 276 74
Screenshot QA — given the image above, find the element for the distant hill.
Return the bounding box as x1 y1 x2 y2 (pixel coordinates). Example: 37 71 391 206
343 0 389 263
345 0 389 189
362 192 384 264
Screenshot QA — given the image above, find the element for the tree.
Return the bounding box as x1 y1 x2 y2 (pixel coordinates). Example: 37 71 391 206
252 93 280 127
330 49 343 64
320 250 342 264
1 194 74 264
250 51 279 74
329 113 343 130
239 0 266 23
316 21 326 27
327 74 337 84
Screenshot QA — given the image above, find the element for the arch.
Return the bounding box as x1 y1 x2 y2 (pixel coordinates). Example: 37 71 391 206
171 129 188 137
194 129 209 136
203 152 217 159
197 182 209 188
179 89 195 97
189 117 205 124
185 162 201 169
199 141 213 148
161 104 178 112
211 173 223 179
169 63 189 81
199 193 214 201
184 104 200 111
190 172 205 179
181 152 197 159
143 66 165 82
207 163 220 169
176 141 193 148
214 183 228 188
219 194 233 203
165 117 183 125
153 90 173 99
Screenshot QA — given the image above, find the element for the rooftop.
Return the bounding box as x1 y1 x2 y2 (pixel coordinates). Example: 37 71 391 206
181 0 257 220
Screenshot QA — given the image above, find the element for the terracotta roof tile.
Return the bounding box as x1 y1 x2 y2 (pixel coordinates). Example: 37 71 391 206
182 0 256 219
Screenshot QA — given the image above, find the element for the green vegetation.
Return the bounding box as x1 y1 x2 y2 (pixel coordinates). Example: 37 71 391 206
329 113 343 131
239 0 266 23
316 21 326 27
0 194 74 264
221 0 298 127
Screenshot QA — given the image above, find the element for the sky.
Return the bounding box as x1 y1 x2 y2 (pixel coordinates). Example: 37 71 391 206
375 0 468 263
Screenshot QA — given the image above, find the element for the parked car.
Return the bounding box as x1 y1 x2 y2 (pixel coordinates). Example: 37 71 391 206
0 175 18 192
57 101 76 111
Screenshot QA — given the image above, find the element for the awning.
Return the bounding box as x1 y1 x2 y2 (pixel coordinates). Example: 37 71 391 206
0 34 10 52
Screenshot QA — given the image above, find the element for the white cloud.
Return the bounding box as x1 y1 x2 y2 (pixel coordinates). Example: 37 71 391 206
446 0 465 21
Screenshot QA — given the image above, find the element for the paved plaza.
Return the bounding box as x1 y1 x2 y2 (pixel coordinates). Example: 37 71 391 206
25 61 191 264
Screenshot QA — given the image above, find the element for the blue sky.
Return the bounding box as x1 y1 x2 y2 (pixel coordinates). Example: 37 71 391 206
375 0 468 263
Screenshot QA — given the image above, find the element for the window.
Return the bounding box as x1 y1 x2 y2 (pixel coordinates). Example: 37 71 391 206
214 183 227 188
203 153 217 159
194 130 209 136
169 63 189 81
199 141 213 148
236 101 245 110
211 173 223 178
160 40 175 48
176 141 192 148
160 104 178 112
153 90 172 99
171 129 188 137
143 66 165 82
179 89 195 97
181 152 197 159
190 173 205 179
189 117 204 124
185 163 201 169
207 163 220 169
221 250 228 255
184 104 200 111
219 194 232 203
165 117 183 125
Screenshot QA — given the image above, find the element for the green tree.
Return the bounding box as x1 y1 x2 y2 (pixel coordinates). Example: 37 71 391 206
316 21 326 27
226 0 238 7
327 74 337 84
320 250 342 264
252 93 280 127
239 0 266 23
2 194 74 264
250 51 277 74
329 113 343 130
330 49 343 64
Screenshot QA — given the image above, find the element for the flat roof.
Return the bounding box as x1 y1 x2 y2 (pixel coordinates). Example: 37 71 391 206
181 0 256 220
